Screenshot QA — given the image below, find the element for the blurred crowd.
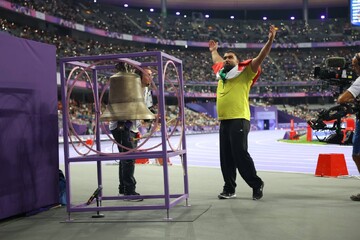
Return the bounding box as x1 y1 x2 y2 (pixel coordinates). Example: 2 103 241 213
2 0 359 125
9 0 360 43
1 16 357 96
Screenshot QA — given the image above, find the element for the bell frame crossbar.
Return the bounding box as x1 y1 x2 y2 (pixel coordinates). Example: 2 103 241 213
59 51 189 220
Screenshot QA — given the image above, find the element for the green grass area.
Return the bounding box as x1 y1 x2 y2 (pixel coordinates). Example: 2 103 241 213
278 134 327 145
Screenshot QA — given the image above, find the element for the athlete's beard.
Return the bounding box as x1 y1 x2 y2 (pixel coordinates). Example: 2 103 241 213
223 63 235 73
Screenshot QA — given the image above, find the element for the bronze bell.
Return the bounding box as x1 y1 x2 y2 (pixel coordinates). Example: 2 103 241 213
100 72 155 121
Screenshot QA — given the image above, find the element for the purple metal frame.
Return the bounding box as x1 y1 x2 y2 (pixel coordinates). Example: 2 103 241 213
59 51 189 220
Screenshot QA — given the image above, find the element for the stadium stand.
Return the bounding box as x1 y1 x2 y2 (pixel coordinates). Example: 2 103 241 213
1 0 359 126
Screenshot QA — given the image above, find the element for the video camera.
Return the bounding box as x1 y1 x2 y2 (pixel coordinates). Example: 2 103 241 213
314 57 356 87
307 104 354 131
310 56 359 144
307 103 358 144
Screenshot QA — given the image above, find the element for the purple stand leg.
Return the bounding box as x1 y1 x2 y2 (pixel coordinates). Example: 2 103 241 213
92 197 105 218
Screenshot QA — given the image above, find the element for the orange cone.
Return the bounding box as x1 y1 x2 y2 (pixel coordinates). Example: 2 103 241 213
156 158 172 166
315 153 348 177
135 158 149 164
85 138 93 146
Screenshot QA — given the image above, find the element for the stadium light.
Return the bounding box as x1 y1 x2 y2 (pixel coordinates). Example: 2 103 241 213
263 16 267 20
150 8 154 12
230 16 234 19
321 15 325 19
205 14 210 18
176 12 180 16
290 16 295 20
124 4 128 8
184 15 187 18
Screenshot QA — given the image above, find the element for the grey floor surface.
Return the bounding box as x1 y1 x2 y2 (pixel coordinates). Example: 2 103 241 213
1 164 360 240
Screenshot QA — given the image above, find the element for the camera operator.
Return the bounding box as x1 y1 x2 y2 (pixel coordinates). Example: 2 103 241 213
337 52 360 201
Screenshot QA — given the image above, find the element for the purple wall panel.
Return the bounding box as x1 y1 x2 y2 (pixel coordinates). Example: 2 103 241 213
0 33 58 220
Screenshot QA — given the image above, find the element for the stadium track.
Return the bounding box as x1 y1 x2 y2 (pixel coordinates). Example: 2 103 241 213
59 130 358 176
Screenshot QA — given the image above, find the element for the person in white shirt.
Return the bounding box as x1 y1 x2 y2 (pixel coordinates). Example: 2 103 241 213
110 64 153 201
337 52 360 201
